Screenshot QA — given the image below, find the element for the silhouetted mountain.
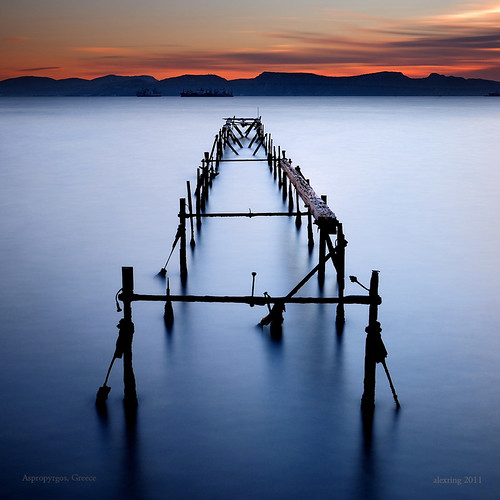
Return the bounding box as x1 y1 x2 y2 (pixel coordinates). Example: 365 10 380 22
1 71 500 96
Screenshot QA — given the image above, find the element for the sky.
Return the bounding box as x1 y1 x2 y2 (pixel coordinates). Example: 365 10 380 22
1 0 500 81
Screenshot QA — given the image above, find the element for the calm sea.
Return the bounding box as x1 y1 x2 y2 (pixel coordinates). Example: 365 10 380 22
1 96 499 499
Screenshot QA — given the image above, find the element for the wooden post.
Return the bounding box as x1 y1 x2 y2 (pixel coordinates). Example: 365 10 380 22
203 157 209 197
199 167 206 212
121 266 137 407
248 129 259 148
288 182 294 213
179 198 187 279
361 270 380 412
295 190 302 228
164 278 174 330
204 152 212 187
216 133 222 168
277 146 281 186
196 169 202 229
210 136 217 162
318 195 328 283
273 146 277 179
336 222 346 328
186 181 195 248
307 202 314 251
282 173 288 200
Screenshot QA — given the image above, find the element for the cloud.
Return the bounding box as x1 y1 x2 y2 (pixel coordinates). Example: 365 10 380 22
433 5 500 21
19 66 61 72
3 37 29 43
73 47 141 55
70 3 500 80
249 3 500 76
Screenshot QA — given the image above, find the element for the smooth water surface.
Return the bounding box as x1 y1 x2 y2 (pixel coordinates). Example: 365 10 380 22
1 96 499 499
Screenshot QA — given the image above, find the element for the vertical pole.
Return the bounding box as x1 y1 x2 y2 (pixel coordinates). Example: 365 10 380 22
179 198 187 279
273 146 277 179
361 270 380 412
318 195 327 284
282 173 288 200
216 133 222 168
210 136 217 163
121 266 137 407
205 152 212 187
202 158 209 201
288 180 294 212
336 222 346 329
295 190 302 228
196 169 202 229
277 146 281 186
122 267 133 321
307 208 314 251
186 181 195 248
199 167 206 212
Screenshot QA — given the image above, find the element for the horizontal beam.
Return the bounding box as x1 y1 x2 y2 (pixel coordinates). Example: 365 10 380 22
120 293 380 306
185 211 301 218
223 117 261 122
216 158 269 162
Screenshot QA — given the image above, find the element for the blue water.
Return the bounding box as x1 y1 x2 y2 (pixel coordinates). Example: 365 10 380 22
1 96 500 499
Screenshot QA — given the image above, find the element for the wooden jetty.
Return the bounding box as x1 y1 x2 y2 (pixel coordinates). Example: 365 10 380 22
96 116 399 413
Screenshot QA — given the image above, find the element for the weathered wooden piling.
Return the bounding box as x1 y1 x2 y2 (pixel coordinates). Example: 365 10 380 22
121 267 138 407
307 211 314 250
164 278 174 330
361 271 381 411
318 195 328 283
204 152 212 188
186 181 195 248
288 182 294 213
179 198 187 279
198 167 206 212
195 170 202 229
335 223 346 326
295 191 302 228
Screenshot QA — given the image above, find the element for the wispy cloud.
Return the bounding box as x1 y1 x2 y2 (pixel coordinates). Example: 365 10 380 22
73 47 142 55
433 5 500 21
3 36 29 43
67 3 500 80
19 66 61 72
247 3 500 77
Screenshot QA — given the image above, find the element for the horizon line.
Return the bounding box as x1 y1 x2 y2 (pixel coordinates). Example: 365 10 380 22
3 69 500 83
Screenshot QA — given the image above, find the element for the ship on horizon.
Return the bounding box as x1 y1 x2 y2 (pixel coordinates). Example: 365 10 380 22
180 88 233 97
136 88 162 97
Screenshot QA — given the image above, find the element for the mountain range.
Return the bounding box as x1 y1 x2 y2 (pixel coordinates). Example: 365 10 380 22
1 71 500 96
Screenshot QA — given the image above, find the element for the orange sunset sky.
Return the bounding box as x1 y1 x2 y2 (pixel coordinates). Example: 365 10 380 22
1 0 500 81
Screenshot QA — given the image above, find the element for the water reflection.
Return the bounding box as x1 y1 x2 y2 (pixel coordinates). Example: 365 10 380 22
95 400 144 499
121 404 141 499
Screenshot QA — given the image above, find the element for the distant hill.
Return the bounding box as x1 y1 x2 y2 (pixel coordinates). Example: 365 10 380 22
1 71 500 96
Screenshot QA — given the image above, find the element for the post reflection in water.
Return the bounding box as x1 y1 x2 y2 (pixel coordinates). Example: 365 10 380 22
95 398 144 499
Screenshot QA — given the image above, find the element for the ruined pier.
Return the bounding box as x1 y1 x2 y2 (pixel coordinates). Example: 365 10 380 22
96 116 399 413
